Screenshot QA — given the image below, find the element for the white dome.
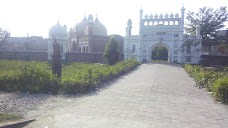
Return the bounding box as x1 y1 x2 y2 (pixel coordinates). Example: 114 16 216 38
76 17 88 35
49 22 67 39
85 17 107 36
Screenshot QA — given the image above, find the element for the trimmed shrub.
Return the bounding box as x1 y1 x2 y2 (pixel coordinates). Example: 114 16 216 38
212 77 228 103
184 64 228 103
0 62 60 94
61 59 140 94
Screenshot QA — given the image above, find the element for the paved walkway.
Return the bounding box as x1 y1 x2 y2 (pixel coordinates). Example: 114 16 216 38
25 64 228 128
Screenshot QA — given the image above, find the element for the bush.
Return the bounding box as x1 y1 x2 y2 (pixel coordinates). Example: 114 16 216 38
183 64 221 91
0 62 60 94
184 64 228 103
61 59 140 94
212 77 228 103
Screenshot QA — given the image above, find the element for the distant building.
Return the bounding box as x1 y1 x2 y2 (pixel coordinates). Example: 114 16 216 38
48 14 123 61
8 36 48 51
202 29 228 56
69 14 109 53
1 15 124 63
124 6 202 64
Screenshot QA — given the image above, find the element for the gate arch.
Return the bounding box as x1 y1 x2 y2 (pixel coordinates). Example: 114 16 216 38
150 43 172 63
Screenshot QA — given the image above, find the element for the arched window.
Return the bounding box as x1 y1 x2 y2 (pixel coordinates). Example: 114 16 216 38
83 46 86 52
132 44 136 53
164 21 168 25
78 47 81 52
159 21 163 25
149 21 153 26
169 21 174 25
175 21 179 25
72 41 76 51
144 22 148 26
86 46 88 52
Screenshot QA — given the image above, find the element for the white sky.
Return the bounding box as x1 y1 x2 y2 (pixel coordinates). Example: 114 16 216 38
0 0 227 38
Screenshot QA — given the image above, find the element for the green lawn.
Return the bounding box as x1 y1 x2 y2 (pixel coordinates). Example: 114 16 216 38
0 60 49 75
0 60 101 76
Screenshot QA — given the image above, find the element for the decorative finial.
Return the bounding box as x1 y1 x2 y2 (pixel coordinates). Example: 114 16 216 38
181 0 185 10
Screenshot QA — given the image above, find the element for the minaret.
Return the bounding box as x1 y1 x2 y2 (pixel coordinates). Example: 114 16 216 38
178 3 185 64
181 4 185 34
139 8 143 34
87 14 94 52
126 19 132 36
138 8 144 62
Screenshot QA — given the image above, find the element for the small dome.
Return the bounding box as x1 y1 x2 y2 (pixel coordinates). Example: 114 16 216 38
154 14 158 19
85 17 107 36
175 13 179 18
127 19 132 28
49 22 67 39
149 14 153 19
76 17 88 35
170 13 174 18
165 13 169 18
144 14 148 19
159 13 163 18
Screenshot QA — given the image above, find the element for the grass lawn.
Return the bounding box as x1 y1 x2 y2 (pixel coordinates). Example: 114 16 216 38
0 113 22 123
0 60 100 76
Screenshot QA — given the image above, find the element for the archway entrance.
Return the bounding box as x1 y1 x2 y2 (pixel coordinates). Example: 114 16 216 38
151 45 168 62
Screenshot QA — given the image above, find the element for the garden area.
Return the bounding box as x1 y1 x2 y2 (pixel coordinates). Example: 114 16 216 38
184 64 228 103
0 59 140 94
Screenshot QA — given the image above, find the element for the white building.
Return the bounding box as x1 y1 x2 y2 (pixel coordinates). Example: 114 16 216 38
124 6 202 64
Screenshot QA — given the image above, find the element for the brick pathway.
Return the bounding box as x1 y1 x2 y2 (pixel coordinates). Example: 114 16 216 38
25 64 228 128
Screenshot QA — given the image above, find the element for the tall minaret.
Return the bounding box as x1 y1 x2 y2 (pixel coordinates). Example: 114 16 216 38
178 2 186 64
126 19 132 36
139 8 143 34
138 8 144 62
181 3 185 33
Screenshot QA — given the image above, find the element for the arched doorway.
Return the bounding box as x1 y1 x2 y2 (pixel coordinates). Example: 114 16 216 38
151 44 170 62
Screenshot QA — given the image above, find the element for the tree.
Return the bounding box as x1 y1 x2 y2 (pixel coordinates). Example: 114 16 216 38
185 6 228 39
103 36 120 65
0 28 10 50
52 39 62 78
152 45 168 61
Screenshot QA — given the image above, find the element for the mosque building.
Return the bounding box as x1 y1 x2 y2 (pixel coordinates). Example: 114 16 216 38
124 6 202 64
48 14 123 61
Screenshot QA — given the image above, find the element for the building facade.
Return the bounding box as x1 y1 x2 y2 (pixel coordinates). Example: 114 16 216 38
47 15 124 61
69 14 109 53
124 7 202 64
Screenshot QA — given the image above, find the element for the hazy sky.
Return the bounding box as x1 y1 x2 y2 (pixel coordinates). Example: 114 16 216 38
0 0 227 38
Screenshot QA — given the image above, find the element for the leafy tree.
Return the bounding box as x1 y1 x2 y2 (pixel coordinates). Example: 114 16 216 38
103 36 120 65
0 28 10 50
185 6 228 39
152 45 168 61
52 39 62 78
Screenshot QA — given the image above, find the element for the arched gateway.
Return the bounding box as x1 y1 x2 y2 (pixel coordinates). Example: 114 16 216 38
150 43 170 62
124 6 202 64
